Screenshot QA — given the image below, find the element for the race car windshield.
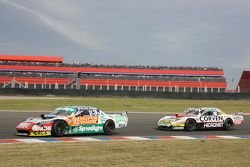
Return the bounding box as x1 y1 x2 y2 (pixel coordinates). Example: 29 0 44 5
184 110 200 115
51 107 76 116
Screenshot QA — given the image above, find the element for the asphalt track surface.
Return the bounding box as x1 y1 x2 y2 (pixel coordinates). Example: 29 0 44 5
0 112 249 139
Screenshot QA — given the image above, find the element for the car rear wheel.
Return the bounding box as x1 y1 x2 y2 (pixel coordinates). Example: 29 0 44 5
104 120 115 135
51 120 68 137
185 119 197 131
223 118 233 130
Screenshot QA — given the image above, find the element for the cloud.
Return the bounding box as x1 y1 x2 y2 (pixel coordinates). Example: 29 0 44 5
0 0 108 50
40 0 80 19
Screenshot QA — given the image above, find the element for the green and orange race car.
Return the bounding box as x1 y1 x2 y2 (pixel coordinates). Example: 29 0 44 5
16 106 128 136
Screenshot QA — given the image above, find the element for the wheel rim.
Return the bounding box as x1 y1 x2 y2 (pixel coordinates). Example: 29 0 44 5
188 121 195 130
56 123 65 134
107 123 115 133
226 120 233 129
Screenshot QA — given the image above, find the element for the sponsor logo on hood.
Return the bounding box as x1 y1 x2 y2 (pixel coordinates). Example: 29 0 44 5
16 122 32 129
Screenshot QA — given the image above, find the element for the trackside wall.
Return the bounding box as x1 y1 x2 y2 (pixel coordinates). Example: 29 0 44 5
0 88 250 100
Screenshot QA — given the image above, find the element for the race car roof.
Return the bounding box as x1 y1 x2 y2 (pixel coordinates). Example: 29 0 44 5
185 107 222 113
55 106 98 112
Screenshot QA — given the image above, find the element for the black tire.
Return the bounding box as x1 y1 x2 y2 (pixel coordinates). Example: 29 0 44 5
103 120 115 135
185 119 197 131
223 118 234 130
51 120 68 137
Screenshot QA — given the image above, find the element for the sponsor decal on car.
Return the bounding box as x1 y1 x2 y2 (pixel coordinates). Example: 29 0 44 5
204 123 223 128
70 124 104 134
16 122 32 129
32 125 52 132
117 123 127 128
69 116 99 126
159 119 171 125
173 126 184 130
200 116 223 122
172 123 185 127
171 123 185 130
78 125 103 132
115 116 128 123
30 131 51 136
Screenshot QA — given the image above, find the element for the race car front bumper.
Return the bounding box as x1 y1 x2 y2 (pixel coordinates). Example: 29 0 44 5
16 130 51 136
158 123 185 130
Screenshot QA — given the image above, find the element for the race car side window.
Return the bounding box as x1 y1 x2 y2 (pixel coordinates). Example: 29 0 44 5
202 111 214 116
216 111 222 115
76 109 90 116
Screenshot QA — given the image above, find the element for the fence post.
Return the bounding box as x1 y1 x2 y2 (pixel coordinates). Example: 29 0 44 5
25 82 28 89
11 81 15 88
55 83 58 89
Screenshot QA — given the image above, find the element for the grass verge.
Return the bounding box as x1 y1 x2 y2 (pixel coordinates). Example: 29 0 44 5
0 97 249 113
0 140 249 167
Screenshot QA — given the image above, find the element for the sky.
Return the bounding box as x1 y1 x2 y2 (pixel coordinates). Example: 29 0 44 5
0 0 250 89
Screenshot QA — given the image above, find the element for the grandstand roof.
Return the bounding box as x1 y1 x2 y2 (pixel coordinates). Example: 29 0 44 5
0 65 224 77
0 55 63 63
240 71 250 79
238 71 250 93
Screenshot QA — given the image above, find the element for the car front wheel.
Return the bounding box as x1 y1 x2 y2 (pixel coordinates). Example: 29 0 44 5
185 119 197 131
51 120 68 137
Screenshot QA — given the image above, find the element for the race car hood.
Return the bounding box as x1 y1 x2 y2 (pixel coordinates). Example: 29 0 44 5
157 116 178 126
16 114 68 131
21 114 67 124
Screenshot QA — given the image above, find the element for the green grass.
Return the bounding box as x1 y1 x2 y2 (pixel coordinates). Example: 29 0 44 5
0 96 249 113
0 140 250 167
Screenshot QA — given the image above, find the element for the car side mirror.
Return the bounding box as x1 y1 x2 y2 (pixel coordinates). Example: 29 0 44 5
41 114 45 119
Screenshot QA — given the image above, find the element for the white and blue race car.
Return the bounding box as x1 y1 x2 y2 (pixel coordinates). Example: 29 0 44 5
157 107 244 131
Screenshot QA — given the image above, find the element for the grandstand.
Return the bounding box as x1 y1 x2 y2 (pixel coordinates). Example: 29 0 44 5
0 54 227 93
